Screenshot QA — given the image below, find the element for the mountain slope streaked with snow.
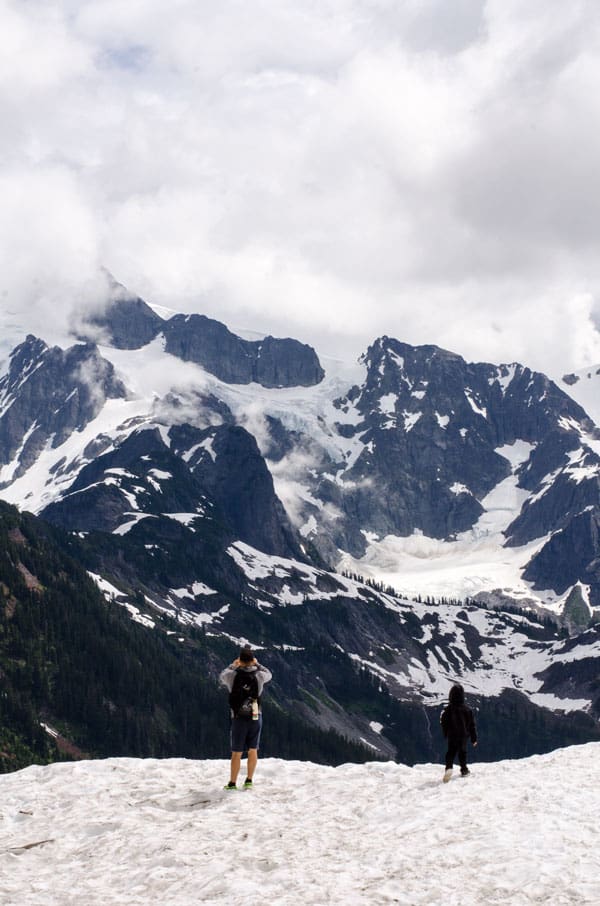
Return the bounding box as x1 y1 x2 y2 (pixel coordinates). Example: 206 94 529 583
3 284 600 759
1 746 599 905
5 290 600 617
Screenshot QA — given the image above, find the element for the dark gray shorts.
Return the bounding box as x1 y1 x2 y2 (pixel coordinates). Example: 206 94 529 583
230 714 263 752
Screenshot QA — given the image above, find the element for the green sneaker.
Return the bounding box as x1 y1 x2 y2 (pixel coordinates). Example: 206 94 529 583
243 778 253 789
224 781 237 790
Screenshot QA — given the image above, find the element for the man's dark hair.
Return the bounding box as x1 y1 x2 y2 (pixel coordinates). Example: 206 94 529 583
239 646 255 664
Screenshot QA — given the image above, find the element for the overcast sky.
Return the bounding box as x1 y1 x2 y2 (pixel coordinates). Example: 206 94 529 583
2 0 600 375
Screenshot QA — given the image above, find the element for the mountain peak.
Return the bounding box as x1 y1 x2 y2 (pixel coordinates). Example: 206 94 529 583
76 274 164 349
76 276 325 389
162 313 325 388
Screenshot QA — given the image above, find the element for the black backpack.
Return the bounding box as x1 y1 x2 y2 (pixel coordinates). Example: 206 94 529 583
229 668 259 718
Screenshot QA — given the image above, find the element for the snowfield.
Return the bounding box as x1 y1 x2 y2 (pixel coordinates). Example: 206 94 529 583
1 745 599 905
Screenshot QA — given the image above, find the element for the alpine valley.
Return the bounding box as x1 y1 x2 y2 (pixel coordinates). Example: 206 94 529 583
2 276 600 768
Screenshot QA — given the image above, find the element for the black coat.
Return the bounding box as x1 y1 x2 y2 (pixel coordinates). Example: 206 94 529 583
440 703 477 744
440 685 477 744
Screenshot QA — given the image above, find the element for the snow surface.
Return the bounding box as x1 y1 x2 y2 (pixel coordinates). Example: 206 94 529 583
493 363 519 393
1 745 599 905
0 396 145 512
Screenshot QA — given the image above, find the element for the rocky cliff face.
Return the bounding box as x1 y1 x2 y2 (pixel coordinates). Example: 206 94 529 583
0 336 126 484
523 509 600 598
284 337 597 565
168 423 304 558
87 296 164 349
163 314 325 388
79 282 326 389
327 339 510 545
76 274 165 349
42 422 304 562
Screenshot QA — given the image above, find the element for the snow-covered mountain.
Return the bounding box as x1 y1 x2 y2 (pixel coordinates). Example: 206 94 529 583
3 281 600 615
2 277 600 757
1 745 599 906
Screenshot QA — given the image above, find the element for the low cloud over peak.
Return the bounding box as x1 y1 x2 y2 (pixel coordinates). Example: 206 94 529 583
2 0 600 375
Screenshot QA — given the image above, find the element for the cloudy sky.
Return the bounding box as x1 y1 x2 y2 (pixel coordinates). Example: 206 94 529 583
2 0 600 374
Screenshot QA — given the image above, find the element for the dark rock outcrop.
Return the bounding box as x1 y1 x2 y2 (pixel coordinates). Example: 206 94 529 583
0 336 126 482
75 275 324 385
308 337 592 555
43 422 304 561
42 427 205 533
163 314 324 388
88 296 164 349
523 509 600 604
169 422 304 559
77 275 164 349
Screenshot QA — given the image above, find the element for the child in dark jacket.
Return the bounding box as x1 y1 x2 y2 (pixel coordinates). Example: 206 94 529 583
440 683 477 782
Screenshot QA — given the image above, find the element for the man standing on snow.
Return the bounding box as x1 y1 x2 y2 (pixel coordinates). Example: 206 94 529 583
440 682 478 782
219 646 272 790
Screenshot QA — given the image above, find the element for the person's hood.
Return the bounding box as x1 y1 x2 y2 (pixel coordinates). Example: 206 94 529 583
449 683 465 706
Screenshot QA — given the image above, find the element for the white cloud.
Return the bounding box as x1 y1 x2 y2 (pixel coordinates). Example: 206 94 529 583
2 0 600 375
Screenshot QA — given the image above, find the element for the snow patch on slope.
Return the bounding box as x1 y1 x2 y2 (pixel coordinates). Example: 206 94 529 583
89 572 156 629
227 540 367 605
0 397 147 513
349 597 597 712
